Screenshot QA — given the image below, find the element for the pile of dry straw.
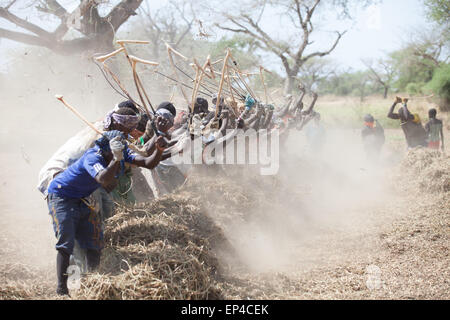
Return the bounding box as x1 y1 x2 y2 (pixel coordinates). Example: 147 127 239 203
73 168 277 300
398 148 450 194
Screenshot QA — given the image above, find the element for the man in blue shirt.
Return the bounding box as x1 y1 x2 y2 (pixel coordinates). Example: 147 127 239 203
47 130 168 296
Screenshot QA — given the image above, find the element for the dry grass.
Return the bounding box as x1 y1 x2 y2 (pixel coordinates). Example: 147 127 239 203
0 149 448 300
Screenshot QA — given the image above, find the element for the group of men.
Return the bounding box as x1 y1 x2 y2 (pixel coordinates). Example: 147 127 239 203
361 96 445 161
39 85 445 296
38 87 319 296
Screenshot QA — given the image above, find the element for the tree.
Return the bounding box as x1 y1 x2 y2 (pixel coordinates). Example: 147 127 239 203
0 0 144 54
424 63 450 111
214 0 374 94
389 45 436 93
316 69 377 100
299 58 336 92
424 0 450 26
363 58 395 99
210 35 261 69
137 0 196 60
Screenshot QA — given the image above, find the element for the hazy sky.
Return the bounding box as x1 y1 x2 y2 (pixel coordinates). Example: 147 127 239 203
0 0 432 73
330 0 432 69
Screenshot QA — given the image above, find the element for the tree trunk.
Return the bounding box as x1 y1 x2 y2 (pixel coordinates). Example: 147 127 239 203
383 86 389 99
284 71 300 95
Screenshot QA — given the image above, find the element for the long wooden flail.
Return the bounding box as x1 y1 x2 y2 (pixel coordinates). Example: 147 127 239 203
54 95 146 155
226 66 236 105
165 43 190 107
130 55 159 116
259 66 271 104
115 40 157 116
214 49 232 120
191 57 212 113
227 52 258 100
190 65 201 113
95 41 156 114
94 47 136 103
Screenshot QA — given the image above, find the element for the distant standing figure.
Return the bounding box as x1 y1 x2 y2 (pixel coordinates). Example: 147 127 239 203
387 97 427 149
425 108 445 151
361 114 385 161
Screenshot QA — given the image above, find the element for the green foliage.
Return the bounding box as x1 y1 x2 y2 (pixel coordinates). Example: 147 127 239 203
424 0 450 25
406 82 425 95
210 35 261 70
388 46 436 92
317 71 379 98
424 63 450 110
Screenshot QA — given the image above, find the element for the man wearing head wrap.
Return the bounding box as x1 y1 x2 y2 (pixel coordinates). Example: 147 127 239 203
361 114 385 162
107 102 178 207
38 103 140 197
387 97 427 149
38 102 148 287
103 105 141 135
47 129 168 296
138 101 176 145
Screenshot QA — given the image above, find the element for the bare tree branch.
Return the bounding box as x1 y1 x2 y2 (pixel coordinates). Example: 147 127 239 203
5 0 18 10
0 7 53 41
36 0 67 19
0 0 145 54
0 27 52 48
301 31 346 63
216 0 348 93
107 0 143 30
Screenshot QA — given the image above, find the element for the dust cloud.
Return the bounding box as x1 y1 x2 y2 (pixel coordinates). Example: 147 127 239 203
208 128 403 274
0 52 131 270
0 49 405 287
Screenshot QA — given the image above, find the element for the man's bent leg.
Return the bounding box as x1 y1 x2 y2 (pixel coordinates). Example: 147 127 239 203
76 202 104 272
48 194 79 296
56 250 70 295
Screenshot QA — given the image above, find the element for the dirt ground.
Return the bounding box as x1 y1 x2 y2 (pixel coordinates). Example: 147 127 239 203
0 120 448 299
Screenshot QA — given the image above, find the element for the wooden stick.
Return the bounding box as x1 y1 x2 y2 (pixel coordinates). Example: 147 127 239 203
116 39 158 115
206 56 215 80
226 66 236 105
190 67 200 113
226 52 258 99
165 43 190 106
169 86 176 103
56 95 148 156
95 47 125 63
116 40 150 45
131 59 154 116
166 44 189 61
128 55 159 66
55 95 103 135
193 58 213 80
259 66 268 104
114 41 152 115
214 49 231 119
211 59 223 65
190 57 211 113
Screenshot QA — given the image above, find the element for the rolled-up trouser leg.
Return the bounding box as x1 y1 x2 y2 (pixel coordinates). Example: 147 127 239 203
56 250 70 295
76 202 104 271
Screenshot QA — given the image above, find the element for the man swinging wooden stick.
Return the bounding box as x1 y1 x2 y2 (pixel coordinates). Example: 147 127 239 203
45 96 170 296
